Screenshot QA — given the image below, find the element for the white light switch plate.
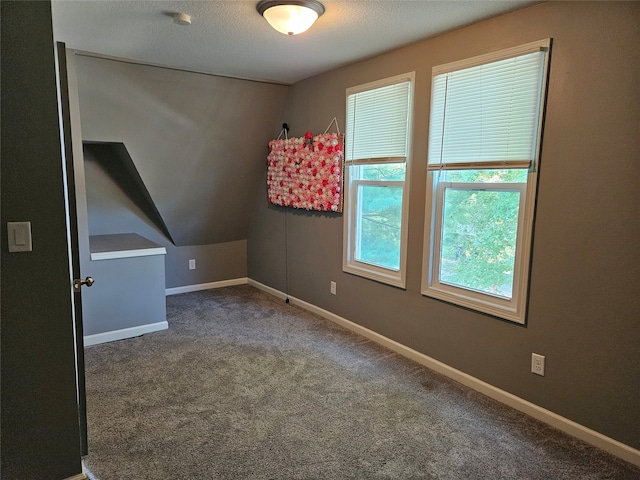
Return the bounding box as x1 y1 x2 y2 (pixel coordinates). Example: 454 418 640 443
7 222 32 252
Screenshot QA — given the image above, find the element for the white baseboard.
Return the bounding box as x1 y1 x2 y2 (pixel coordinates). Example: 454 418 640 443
247 279 640 467
165 277 248 296
64 473 87 480
84 321 168 346
248 280 290 302
82 463 98 480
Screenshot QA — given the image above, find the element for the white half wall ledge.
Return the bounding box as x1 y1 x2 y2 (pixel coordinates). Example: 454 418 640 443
165 277 248 296
84 321 168 346
245 278 640 468
90 247 166 261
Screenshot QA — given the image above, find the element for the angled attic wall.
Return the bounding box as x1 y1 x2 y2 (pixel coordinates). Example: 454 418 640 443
83 141 174 244
83 153 247 288
75 54 287 246
74 54 288 287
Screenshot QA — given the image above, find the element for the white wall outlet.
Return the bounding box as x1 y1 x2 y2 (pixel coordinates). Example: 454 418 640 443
189 259 196 270
330 281 337 295
531 353 545 376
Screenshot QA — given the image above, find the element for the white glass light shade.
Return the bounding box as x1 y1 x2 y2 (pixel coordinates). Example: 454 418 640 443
257 1 325 36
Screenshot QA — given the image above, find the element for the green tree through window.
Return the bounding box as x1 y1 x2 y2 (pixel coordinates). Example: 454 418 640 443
438 169 526 298
358 185 403 269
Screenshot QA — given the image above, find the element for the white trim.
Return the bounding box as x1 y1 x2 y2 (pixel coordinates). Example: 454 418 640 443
345 156 406 165
82 462 98 480
346 72 415 96
90 247 166 261
84 321 168 346
64 472 87 480
248 279 289 300
247 278 640 468
165 277 248 296
343 262 405 289
426 160 531 171
432 38 550 75
425 181 528 323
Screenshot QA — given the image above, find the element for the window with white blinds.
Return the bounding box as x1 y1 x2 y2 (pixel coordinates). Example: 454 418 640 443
428 40 550 171
422 40 551 324
343 72 414 288
346 76 412 165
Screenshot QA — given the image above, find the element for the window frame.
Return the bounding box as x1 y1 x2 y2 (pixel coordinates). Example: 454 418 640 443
429 179 528 318
421 40 551 324
343 72 415 288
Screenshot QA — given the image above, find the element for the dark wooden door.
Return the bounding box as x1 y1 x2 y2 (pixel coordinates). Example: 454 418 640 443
55 41 89 456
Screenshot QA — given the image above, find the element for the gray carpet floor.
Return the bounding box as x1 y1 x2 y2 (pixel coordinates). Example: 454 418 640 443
82 285 639 479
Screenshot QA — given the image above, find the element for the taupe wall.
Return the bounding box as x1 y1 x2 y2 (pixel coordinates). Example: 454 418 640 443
1 1 83 478
74 54 287 287
82 156 247 288
248 2 640 449
165 241 247 289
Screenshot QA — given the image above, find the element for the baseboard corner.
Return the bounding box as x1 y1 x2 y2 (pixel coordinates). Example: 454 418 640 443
166 277 248 296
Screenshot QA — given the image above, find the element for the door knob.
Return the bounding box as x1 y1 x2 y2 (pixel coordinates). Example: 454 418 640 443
73 276 94 292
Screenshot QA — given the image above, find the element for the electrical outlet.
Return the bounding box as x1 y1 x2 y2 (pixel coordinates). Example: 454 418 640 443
189 259 196 270
330 281 337 295
531 353 545 376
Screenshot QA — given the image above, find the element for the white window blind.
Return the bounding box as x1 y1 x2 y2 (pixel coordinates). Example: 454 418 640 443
346 79 411 164
428 43 548 171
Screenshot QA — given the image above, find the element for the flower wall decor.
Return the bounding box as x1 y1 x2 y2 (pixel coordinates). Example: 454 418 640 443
267 132 344 212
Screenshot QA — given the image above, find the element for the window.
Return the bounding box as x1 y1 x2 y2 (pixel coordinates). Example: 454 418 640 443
343 73 414 288
422 40 551 323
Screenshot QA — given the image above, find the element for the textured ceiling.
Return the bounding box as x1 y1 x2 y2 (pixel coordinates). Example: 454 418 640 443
51 0 536 85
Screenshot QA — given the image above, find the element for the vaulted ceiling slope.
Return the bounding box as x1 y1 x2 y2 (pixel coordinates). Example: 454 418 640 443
75 54 288 246
52 0 537 84
83 142 175 243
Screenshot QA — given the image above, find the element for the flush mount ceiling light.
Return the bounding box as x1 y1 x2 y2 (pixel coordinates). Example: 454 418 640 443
257 0 325 36
173 12 191 25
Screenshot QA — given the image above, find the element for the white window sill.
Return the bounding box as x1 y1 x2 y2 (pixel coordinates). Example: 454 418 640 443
422 284 525 324
344 262 406 289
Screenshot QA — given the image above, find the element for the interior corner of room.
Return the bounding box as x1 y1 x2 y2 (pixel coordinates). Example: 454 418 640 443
2 1 639 478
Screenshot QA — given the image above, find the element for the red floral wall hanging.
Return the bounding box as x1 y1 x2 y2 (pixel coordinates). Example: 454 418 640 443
267 132 344 212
